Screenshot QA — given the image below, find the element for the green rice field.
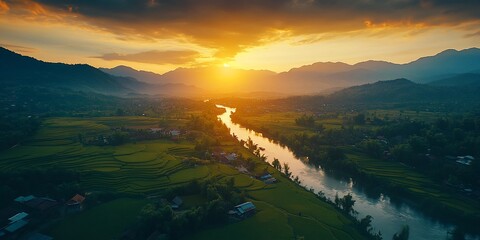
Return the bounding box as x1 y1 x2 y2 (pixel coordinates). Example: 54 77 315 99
0 116 365 240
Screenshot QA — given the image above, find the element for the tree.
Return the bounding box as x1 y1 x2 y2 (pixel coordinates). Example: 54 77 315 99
339 193 356 215
359 215 373 234
283 163 291 178
272 158 282 171
449 227 465 240
246 137 258 151
392 225 409 240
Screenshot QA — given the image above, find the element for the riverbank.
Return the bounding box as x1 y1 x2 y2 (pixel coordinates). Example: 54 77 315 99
219 105 475 239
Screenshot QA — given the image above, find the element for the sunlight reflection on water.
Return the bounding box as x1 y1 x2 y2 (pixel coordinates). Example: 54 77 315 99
216 104 457 240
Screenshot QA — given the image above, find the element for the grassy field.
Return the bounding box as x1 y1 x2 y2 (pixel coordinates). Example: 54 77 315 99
236 111 480 218
48 198 147 240
0 116 365 240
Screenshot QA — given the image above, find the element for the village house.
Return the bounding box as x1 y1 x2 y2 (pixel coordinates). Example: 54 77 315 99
0 211 30 237
170 196 183 210
233 202 256 218
66 194 86 211
259 173 277 184
455 155 474 166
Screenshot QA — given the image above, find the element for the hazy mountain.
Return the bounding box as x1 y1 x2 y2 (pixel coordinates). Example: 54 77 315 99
0 47 141 94
100 65 165 84
102 47 480 95
102 65 276 93
429 73 480 88
327 79 450 103
6 45 480 96
273 48 480 92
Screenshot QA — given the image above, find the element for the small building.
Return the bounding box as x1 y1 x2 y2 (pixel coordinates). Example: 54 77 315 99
225 153 238 161
169 130 181 137
66 194 85 212
4 219 28 233
67 194 85 206
456 155 474 166
14 195 35 203
171 196 183 209
8 212 28 223
234 202 256 218
264 178 277 184
259 174 272 180
150 128 163 133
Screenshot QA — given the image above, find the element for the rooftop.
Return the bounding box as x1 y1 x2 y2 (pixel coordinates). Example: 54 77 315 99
235 202 256 214
8 212 28 223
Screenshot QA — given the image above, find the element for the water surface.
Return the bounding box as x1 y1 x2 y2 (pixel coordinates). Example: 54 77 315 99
217 105 454 240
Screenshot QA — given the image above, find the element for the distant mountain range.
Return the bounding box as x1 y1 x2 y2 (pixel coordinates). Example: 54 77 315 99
102 48 480 94
0 47 205 97
2 46 480 99
0 47 148 95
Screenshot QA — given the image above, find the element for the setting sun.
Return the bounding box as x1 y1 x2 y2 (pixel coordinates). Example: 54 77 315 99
223 63 230 68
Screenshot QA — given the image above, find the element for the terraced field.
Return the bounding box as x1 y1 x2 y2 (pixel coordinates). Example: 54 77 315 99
0 117 365 240
0 117 204 194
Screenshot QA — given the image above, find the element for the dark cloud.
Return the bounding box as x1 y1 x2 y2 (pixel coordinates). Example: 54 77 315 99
9 0 480 58
92 50 200 65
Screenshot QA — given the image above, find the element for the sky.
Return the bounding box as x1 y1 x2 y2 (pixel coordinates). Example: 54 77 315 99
1 0 479 74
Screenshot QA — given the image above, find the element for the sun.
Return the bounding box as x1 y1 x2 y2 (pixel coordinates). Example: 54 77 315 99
223 63 230 68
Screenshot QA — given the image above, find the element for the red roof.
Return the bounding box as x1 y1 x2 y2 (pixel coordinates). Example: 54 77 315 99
67 194 85 205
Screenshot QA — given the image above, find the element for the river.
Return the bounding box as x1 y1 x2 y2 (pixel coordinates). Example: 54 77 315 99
216 105 456 240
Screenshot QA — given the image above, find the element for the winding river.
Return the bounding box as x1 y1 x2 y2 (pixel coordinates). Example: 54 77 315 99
217 105 456 240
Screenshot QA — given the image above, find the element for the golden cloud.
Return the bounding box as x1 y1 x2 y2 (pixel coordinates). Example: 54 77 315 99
93 50 200 65
4 0 480 59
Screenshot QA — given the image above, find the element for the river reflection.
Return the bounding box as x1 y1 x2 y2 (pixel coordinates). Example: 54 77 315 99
216 105 454 240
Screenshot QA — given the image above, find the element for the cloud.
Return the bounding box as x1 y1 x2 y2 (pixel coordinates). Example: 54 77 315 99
0 0 9 13
464 31 480 38
93 50 200 65
5 0 480 59
1 43 37 53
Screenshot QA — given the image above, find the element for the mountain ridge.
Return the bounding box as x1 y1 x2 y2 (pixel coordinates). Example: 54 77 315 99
101 47 480 94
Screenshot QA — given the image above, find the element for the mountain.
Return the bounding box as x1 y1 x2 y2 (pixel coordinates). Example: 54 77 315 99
100 65 165 84
326 79 449 103
102 65 276 93
273 48 480 92
102 47 480 95
428 73 480 88
0 47 143 94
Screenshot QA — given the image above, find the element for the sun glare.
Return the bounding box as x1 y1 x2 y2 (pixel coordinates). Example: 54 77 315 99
223 63 230 68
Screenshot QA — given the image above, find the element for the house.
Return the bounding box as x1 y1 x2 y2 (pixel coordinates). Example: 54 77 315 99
264 178 277 184
150 128 163 133
66 194 85 211
171 196 183 209
67 194 85 206
169 130 181 137
8 212 28 223
225 153 238 161
233 202 256 218
259 174 272 180
455 155 474 166
14 195 36 203
4 219 28 233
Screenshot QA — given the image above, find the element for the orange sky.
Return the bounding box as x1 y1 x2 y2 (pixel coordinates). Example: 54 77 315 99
1 0 479 74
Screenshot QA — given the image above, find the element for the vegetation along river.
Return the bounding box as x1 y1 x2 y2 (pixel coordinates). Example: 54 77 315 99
217 105 458 240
